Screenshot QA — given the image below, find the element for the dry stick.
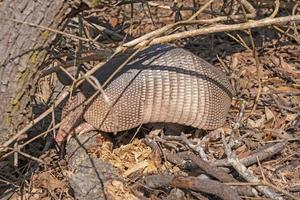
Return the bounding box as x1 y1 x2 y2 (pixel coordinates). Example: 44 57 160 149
4 147 44 164
189 0 255 23
0 92 69 149
161 133 208 160
40 54 108 78
1 18 94 43
0 124 61 160
144 15 300 47
120 0 214 49
120 0 255 51
187 154 258 197
221 134 284 200
214 141 287 167
268 0 280 19
51 105 57 141
239 0 262 116
292 4 300 42
188 0 215 20
0 177 19 188
16 150 44 164
273 25 300 42
147 1 174 10
13 142 18 167
121 0 255 50
262 181 300 200
82 19 124 40
59 65 76 82
1 121 52 159
145 1 155 26
144 174 241 200
171 176 241 200
189 152 236 183
186 0 256 25
226 33 251 50
42 1 255 78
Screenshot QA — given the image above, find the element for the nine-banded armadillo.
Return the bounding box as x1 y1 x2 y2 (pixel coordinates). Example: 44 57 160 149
55 44 234 142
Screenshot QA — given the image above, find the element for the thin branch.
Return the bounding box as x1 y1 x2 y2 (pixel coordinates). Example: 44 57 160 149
143 15 300 47
1 18 95 43
0 92 68 149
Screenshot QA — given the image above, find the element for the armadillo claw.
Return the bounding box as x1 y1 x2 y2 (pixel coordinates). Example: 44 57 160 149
55 123 97 145
55 129 69 145
74 122 97 136
65 123 97 143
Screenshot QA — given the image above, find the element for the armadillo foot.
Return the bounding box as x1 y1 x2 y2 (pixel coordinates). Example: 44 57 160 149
55 123 98 145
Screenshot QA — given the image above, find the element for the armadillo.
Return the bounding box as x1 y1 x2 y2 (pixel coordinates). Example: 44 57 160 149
56 45 234 142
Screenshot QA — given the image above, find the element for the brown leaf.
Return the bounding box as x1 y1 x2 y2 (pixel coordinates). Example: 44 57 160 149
33 172 65 191
273 86 300 94
265 107 275 121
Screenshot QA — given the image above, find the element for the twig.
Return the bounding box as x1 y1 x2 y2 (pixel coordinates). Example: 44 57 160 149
142 15 300 47
214 141 287 167
188 0 215 20
171 176 241 200
4 147 44 164
40 50 111 77
144 174 241 200
162 133 208 160
273 25 300 43
1 123 61 160
0 92 69 150
119 0 215 49
238 0 262 116
226 33 251 50
189 152 236 182
263 181 300 200
267 0 280 18
269 94 300 113
292 4 300 42
164 150 196 170
1 18 94 43
82 19 124 41
221 134 284 200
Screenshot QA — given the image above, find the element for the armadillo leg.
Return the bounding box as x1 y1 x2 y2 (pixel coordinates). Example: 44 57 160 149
56 92 87 144
55 122 97 144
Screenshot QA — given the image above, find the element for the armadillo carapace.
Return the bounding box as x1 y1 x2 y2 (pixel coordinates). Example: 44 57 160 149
56 45 234 142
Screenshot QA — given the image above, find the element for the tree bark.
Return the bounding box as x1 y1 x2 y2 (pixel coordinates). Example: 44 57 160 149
0 0 85 144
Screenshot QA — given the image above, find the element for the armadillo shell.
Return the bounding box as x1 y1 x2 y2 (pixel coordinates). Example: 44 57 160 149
79 45 234 132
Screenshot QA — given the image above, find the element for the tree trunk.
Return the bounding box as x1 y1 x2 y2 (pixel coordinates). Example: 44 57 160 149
0 0 86 144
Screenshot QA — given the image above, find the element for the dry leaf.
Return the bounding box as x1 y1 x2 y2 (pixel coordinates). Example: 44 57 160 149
273 86 300 94
33 172 65 191
265 107 275 121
